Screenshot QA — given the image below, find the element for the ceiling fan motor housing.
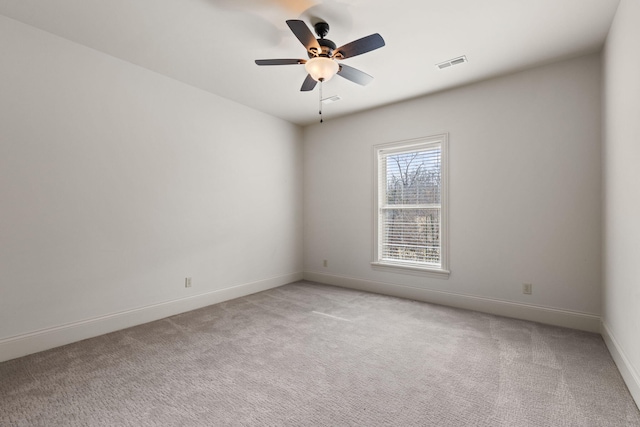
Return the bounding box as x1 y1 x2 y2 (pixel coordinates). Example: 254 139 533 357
307 22 340 58
309 38 337 58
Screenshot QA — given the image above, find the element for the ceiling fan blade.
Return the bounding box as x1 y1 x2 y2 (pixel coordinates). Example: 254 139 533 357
286 20 321 52
255 59 306 66
334 33 385 59
300 74 317 92
337 64 374 86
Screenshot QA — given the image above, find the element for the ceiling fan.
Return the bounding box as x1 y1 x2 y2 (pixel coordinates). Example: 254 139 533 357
255 20 385 92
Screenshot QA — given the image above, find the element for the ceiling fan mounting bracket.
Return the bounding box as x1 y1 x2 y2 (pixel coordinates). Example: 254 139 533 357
313 22 330 39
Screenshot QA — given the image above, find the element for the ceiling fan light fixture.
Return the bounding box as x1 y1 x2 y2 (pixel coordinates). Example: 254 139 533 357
305 57 339 82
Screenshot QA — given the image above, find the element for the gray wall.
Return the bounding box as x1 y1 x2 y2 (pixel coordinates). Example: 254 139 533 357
602 0 640 405
0 16 303 360
304 53 602 331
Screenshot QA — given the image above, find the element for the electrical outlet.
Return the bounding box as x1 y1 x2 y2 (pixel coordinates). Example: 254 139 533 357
323 260 328 268
185 277 192 288
522 283 532 295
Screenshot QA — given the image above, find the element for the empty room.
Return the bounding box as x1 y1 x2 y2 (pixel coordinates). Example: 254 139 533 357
1 0 639 425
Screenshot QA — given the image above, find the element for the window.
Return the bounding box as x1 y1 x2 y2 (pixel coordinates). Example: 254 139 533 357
372 134 449 277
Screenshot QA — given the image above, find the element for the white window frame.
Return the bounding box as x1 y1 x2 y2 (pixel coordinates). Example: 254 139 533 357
371 134 449 278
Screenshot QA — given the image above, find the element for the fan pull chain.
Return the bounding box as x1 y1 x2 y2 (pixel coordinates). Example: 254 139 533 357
319 80 323 123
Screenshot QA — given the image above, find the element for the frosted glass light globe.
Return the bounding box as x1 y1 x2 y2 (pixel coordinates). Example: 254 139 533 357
305 57 339 82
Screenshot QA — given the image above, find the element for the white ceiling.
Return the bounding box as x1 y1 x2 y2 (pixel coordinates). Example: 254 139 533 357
0 0 620 126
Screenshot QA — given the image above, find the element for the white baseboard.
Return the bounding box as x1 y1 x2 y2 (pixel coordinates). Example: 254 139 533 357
601 321 640 408
303 271 601 333
0 272 303 363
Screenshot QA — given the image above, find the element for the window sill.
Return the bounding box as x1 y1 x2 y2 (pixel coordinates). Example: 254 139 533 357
371 261 450 279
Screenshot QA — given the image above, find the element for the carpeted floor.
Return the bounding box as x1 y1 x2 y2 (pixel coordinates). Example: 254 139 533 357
1 281 639 426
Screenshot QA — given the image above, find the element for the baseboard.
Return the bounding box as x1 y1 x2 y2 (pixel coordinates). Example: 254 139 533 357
303 271 601 333
601 321 640 408
0 272 303 363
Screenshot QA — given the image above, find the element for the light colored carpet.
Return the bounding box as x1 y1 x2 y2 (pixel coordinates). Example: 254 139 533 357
1 281 639 426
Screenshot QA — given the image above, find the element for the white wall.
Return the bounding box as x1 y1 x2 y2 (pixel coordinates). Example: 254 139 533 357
602 0 640 405
304 54 602 331
0 16 303 361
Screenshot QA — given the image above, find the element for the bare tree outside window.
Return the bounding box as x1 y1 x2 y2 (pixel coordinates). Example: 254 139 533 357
382 148 442 264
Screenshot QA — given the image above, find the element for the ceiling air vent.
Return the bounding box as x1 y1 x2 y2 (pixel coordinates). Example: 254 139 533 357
436 55 468 70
